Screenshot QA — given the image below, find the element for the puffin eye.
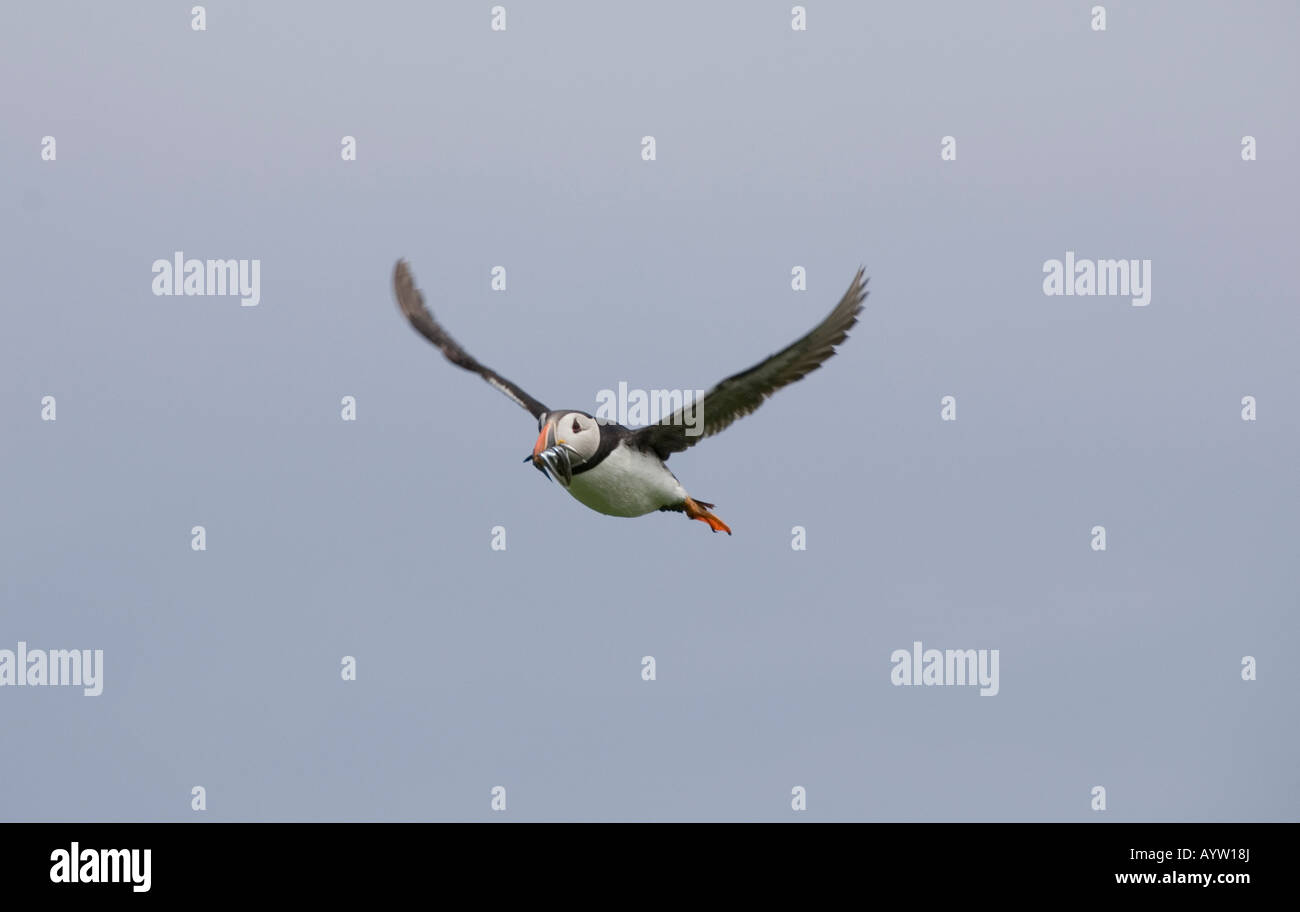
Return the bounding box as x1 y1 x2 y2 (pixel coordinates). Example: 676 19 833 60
572 418 581 435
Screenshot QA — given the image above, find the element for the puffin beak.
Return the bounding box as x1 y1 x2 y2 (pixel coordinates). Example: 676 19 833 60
527 420 577 485
532 422 555 463
528 421 557 480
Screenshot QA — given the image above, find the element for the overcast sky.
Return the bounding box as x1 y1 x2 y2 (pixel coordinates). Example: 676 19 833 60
1 1 1296 821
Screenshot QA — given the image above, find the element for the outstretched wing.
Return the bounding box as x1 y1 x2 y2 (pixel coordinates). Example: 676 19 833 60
629 267 868 461
393 260 549 420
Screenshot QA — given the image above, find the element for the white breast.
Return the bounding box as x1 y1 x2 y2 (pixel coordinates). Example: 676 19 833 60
564 443 686 517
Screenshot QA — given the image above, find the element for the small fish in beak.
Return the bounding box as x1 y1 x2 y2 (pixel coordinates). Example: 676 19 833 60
540 444 578 485
525 444 578 485
527 421 578 485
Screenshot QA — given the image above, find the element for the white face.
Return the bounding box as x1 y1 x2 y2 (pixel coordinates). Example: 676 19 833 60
552 412 600 462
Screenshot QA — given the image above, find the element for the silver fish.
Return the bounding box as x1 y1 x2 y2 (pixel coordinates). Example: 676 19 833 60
534 443 579 486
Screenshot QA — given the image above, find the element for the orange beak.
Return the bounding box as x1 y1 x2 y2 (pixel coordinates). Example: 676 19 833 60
532 421 555 464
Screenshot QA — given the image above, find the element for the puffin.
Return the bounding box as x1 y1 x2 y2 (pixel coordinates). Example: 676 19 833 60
393 260 869 534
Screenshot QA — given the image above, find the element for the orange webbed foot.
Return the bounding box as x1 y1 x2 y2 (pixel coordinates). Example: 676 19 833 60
683 497 732 535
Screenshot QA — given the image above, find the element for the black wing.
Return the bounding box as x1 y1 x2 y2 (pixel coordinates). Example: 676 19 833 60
629 267 868 461
393 260 549 420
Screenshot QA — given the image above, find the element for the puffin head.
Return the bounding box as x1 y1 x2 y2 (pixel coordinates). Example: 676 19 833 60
527 411 600 485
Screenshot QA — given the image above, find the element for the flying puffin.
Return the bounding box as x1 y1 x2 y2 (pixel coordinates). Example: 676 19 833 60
393 260 869 534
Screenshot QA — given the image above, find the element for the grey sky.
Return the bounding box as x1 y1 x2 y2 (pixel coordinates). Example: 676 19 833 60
1 1 1296 821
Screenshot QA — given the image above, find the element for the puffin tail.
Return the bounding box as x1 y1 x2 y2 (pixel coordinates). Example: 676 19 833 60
683 496 732 535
